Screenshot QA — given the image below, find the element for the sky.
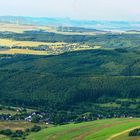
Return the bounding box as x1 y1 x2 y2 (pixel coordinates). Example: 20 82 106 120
0 0 140 21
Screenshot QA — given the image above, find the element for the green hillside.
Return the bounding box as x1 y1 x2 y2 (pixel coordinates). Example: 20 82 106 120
0 49 140 107
26 118 140 140
0 30 140 124
0 48 140 123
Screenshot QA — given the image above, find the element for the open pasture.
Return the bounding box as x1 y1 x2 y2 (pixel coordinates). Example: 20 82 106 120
27 118 140 140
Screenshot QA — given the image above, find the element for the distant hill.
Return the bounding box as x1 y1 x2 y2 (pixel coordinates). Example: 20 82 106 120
126 30 140 32
0 16 140 31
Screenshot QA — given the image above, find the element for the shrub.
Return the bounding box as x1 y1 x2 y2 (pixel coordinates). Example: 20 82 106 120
0 129 12 136
129 128 140 136
11 130 23 137
31 115 41 123
31 125 41 132
25 128 30 132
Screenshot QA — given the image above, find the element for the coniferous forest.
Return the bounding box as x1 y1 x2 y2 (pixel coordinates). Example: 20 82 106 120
0 31 140 123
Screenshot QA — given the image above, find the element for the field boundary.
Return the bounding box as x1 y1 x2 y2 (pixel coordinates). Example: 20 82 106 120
107 126 140 140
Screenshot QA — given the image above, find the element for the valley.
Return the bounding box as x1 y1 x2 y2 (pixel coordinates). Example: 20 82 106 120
1 118 140 140
0 22 140 140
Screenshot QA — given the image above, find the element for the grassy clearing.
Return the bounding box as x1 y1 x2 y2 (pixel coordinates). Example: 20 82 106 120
0 109 18 115
0 23 38 33
0 121 46 140
0 24 56 34
0 135 10 140
0 107 35 115
0 121 34 131
97 103 121 108
27 118 140 140
85 120 140 140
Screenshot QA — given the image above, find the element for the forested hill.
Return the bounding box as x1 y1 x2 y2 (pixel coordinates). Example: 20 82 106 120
0 48 140 108
0 16 140 30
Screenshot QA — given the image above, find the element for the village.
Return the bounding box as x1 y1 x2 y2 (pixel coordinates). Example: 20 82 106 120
0 106 51 124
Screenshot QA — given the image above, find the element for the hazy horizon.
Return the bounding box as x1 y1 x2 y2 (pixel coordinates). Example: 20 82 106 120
0 0 140 21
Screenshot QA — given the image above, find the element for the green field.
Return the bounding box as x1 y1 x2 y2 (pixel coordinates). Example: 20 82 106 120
26 118 140 140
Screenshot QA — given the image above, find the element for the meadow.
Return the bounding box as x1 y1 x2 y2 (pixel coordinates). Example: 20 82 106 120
0 121 34 131
0 121 46 140
26 118 140 140
0 24 38 33
1 118 139 140
0 105 35 115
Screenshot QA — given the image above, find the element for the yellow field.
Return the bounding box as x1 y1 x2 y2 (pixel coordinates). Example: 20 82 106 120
0 23 56 33
0 38 66 48
0 23 105 35
0 121 34 131
0 48 100 55
0 38 102 55
0 49 50 55
0 23 40 33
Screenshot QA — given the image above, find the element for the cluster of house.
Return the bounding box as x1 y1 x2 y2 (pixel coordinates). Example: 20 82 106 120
25 111 50 124
0 111 51 124
0 114 12 121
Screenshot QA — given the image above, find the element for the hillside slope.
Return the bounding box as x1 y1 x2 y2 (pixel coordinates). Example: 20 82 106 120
27 118 140 140
0 49 140 109
0 16 140 30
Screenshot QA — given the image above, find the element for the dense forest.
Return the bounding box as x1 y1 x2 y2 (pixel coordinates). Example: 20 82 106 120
0 31 140 123
0 49 140 107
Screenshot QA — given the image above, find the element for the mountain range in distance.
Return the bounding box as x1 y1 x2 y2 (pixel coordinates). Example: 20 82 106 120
0 16 140 31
